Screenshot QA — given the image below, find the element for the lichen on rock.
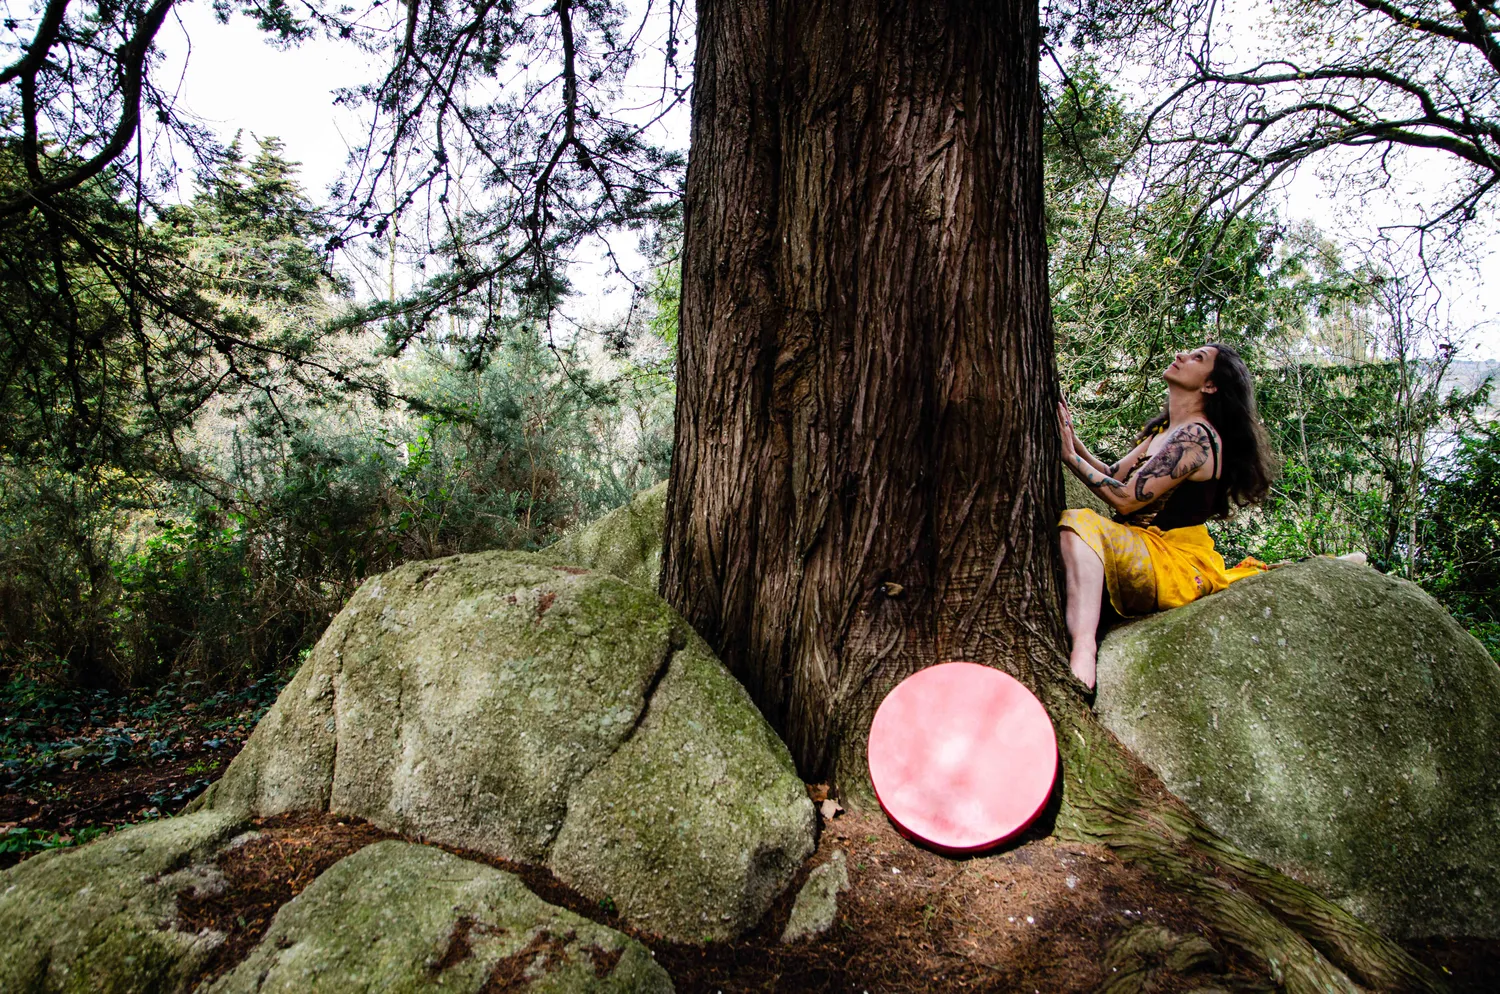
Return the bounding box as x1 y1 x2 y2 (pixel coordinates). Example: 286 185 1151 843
202 840 671 994
538 480 668 590
196 547 814 942
550 634 817 942
1095 555 1500 939
780 850 849 943
0 810 245 994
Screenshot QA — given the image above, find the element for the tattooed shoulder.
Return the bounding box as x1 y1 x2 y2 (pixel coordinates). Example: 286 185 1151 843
1132 424 1213 502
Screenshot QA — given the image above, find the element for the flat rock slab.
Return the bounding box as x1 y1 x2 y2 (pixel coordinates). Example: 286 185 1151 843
0 810 246 994
1096 556 1500 939
203 840 672 994
196 550 814 942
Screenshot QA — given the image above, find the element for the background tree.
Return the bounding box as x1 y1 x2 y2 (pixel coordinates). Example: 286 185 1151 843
1042 0 1500 251
0 0 380 478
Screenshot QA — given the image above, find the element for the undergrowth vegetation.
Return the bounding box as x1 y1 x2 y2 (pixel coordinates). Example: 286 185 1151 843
0 69 1493 707
0 139 674 692
0 328 673 690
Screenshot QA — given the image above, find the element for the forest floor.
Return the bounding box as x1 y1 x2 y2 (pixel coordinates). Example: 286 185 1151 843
2 683 1495 992
0 675 282 865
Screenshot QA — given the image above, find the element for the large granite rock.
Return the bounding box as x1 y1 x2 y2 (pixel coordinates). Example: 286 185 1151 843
539 481 667 590
204 841 671 994
195 550 814 942
0 810 245 994
1096 556 1500 939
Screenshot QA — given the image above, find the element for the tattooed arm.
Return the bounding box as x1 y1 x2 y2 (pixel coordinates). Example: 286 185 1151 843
1059 402 1134 505
1058 400 1153 480
1063 448 1134 506
1084 435 1151 481
1061 418 1215 515
1114 423 1215 514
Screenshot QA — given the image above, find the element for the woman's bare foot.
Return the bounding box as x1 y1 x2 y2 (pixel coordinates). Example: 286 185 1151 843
1070 644 1097 692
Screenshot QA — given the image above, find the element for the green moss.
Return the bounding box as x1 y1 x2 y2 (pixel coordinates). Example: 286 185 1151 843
539 482 668 590
201 547 814 942
550 634 815 943
0 811 245 994
1095 556 1500 939
204 841 671 993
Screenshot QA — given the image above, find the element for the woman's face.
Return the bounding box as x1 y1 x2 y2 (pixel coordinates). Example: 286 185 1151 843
1163 346 1219 392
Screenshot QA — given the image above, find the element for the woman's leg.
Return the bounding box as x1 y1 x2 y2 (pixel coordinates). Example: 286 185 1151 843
1060 528 1105 690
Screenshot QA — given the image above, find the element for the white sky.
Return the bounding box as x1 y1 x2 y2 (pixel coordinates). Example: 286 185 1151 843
160 1 1498 358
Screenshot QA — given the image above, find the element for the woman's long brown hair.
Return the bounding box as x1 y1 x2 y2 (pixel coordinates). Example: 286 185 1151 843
1140 341 1276 516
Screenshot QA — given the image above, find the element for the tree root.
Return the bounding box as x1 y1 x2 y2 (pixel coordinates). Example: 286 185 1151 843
1049 697 1446 993
1099 924 1272 993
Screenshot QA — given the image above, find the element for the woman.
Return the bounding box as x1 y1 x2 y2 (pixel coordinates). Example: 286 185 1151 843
1058 343 1275 691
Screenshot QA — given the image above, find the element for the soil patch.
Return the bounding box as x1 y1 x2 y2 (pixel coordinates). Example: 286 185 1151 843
171 809 1278 993
1400 937 1500 994
176 812 398 988
645 809 1275 993
1 674 281 864
0 755 216 840
14 777 1483 992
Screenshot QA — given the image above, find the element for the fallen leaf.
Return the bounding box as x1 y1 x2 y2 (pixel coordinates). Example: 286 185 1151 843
820 798 843 820
806 783 830 803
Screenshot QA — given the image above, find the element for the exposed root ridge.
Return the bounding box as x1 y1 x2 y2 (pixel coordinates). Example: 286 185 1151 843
1050 699 1446 994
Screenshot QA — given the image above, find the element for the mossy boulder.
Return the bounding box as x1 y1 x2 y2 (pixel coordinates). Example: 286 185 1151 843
0 810 245 993
780 850 849 943
549 637 814 941
196 550 814 942
539 481 668 590
204 840 671 993
1096 556 1500 939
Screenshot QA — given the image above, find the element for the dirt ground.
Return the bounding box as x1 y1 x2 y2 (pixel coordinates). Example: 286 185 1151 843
170 808 1269 993
0 754 220 841
5 750 1496 991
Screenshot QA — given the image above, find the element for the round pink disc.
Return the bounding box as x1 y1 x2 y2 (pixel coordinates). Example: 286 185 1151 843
868 662 1058 854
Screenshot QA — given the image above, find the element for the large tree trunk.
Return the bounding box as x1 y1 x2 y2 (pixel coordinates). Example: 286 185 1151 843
663 2 1445 991
662 0 1064 789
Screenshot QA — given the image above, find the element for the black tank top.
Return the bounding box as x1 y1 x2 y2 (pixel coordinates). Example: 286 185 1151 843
1117 423 1221 531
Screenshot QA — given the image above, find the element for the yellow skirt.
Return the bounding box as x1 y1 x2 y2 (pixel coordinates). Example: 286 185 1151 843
1060 508 1266 617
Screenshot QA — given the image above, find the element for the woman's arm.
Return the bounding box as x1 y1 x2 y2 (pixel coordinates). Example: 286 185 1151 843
1063 447 1133 507
1059 401 1151 479
1103 436 1152 481
1060 402 1132 506
1062 422 1215 515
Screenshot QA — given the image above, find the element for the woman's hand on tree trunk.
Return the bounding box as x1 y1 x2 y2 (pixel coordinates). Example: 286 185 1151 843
1058 401 1080 458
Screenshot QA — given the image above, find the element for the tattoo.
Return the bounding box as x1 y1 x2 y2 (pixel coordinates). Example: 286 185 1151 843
1072 453 1129 499
1132 424 1212 503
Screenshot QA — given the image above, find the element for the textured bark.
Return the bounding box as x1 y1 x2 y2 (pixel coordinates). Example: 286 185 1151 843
663 0 1065 788
663 2 1447 990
